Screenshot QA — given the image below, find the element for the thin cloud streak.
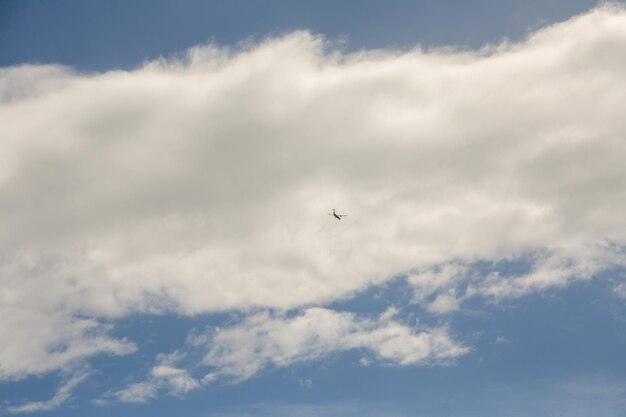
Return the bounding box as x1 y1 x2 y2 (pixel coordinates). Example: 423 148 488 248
7 369 90 413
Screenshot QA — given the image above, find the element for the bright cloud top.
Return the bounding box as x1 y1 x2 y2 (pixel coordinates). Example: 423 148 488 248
1 5 626 383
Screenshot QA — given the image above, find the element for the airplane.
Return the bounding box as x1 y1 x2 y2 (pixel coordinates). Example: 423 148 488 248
328 209 347 220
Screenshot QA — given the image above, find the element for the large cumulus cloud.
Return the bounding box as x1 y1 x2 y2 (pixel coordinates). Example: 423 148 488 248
2 5 626 381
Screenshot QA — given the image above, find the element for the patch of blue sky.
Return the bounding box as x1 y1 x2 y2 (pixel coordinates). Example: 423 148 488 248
1 0 598 71
0 374 60 411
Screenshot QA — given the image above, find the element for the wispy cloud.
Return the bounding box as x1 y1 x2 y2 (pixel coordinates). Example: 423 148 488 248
7 369 90 413
115 351 200 404
115 381 158 404
409 244 626 313
191 307 468 382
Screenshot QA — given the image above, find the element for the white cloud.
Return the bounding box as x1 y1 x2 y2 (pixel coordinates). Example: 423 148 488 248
194 307 468 381
408 243 626 313
7 369 90 413
115 351 200 403
426 292 462 315
613 282 626 298
149 365 200 396
410 263 467 313
0 298 136 380
1 5 626 380
115 381 158 404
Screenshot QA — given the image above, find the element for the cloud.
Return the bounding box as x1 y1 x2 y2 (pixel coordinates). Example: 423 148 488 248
7 369 90 413
408 243 626 313
149 365 200 396
1 5 626 381
115 351 200 403
115 381 158 404
613 282 626 298
192 307 468 382
0 293 136 380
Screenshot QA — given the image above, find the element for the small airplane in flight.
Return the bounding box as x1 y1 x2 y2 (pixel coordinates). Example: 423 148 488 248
328 209 348 220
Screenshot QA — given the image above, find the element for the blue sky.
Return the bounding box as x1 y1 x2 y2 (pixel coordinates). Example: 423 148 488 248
1 0 597 70
3 1 626 416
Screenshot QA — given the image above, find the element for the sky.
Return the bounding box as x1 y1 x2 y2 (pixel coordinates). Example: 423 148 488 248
2 1 626 416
